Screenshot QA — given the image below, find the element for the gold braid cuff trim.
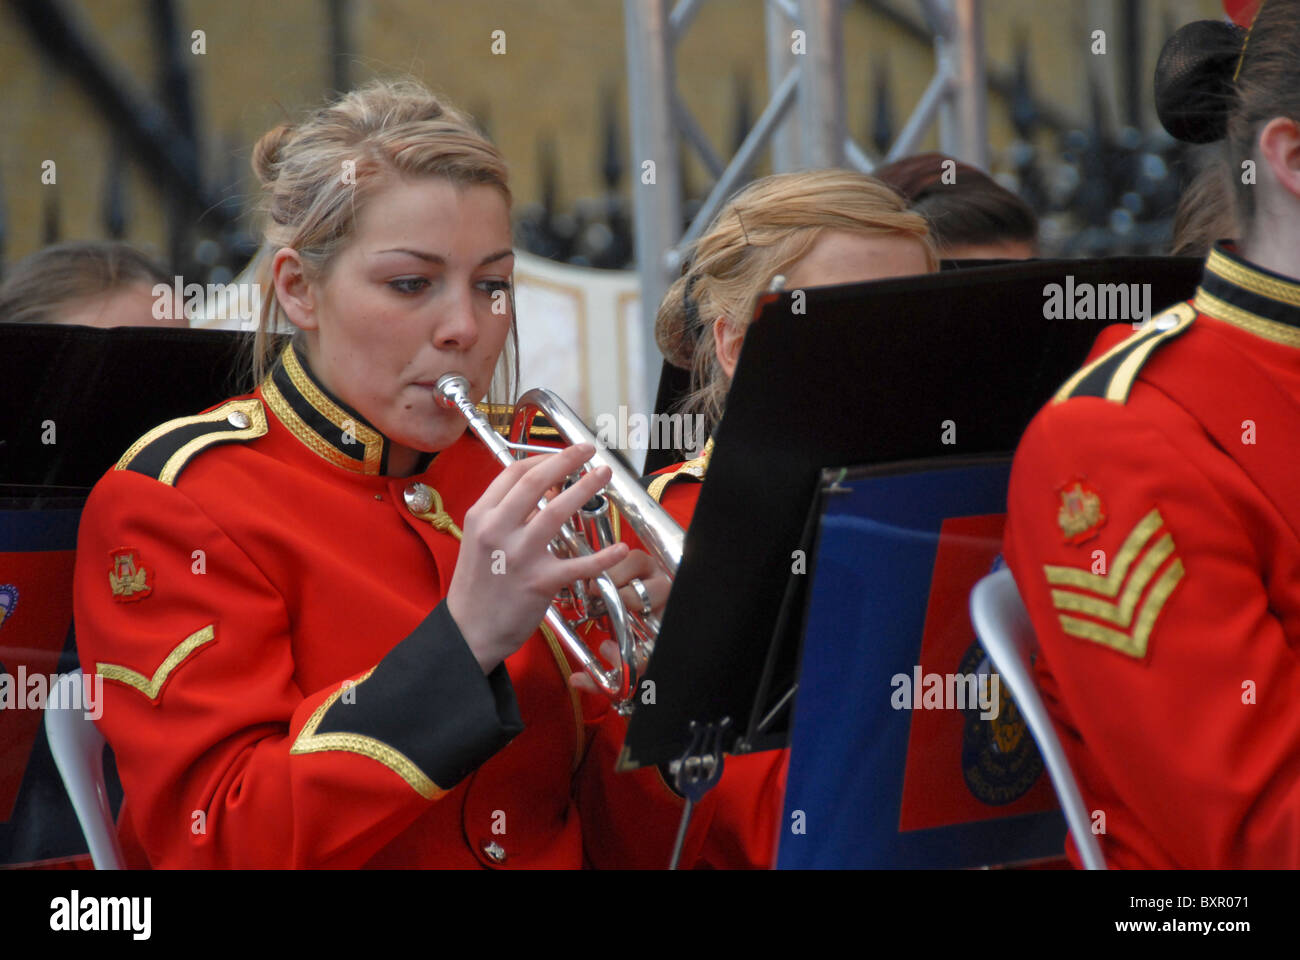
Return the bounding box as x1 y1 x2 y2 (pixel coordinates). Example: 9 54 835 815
290 667 446 801
96 624 215 702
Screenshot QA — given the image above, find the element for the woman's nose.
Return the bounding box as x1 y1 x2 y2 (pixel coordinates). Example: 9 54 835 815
432 288 479 350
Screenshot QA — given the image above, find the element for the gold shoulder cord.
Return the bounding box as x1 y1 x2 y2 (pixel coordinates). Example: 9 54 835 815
409 487 463 541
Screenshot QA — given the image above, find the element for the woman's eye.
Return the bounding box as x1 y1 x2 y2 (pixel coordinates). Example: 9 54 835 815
478 279 512 295
388 277 430 295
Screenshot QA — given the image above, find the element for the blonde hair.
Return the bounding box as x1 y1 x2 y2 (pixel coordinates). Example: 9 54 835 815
245 78 514 393
656 169 937 433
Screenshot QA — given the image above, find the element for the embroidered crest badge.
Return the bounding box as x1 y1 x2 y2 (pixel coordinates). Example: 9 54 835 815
0 585 17 630
1056 478 1106 544
109 549 152 602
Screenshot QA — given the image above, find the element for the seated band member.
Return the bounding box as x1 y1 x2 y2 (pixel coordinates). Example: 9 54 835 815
871 153 1038 261
1004 1 1300 867
0 241 179 328
592 170 937 867
73 79 711 869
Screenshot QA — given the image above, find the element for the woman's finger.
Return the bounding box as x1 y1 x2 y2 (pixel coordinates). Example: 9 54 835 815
598 549 657 589
470 448 549 513
521 467 614 550
546 541 628 590
497 444 595 525
617 575 670 618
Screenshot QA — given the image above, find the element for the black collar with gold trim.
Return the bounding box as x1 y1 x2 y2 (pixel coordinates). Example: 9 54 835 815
260 343 433 476
1194 243 1300 349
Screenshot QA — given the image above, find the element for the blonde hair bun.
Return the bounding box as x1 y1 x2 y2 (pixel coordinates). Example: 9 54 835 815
251 122 294 188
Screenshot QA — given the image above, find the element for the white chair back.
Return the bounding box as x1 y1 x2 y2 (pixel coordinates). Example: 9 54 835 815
43 669 125 870
970 568 1106 870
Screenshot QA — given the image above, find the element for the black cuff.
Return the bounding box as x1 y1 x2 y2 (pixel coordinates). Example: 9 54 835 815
314 600 524 789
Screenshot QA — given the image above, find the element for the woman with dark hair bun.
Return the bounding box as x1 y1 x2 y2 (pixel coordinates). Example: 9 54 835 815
1004 0 1300 868
872 152 1038 260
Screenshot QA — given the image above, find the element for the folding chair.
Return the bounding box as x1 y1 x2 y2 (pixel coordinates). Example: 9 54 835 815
970 568 1106 870
43 669 125 869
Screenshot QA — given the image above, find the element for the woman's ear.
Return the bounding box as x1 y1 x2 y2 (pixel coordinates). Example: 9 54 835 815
713 316 745 378
271 248 317 332
1258 116 1300 204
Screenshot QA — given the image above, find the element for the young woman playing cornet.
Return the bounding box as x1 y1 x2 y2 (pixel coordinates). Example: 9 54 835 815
73 79 709 869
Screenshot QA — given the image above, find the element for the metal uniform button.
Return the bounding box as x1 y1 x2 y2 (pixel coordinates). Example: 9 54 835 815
404 482 432 514
482 840 507 864
1154 313 1178 331
227 410 250 429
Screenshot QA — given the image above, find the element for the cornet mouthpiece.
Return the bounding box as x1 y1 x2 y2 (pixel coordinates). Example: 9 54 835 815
434 373 471 408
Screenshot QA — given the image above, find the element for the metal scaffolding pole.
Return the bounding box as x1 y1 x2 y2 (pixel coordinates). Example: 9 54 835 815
624 0 682 416
622 0 988 414
765 0 800 171
797 0 846 169
951 0 989 169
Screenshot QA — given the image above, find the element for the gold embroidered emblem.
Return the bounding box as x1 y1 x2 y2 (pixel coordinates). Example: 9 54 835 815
1056 479 1106 544
1043 508 1184 659
109 549 152 602
991 696 1025 754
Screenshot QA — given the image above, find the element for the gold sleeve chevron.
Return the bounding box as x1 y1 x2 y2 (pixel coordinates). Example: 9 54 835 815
289 668 447 801
96 624 215 702
1042 509 1184 658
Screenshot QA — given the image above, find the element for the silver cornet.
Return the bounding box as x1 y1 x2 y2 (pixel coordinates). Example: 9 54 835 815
436 374 684 713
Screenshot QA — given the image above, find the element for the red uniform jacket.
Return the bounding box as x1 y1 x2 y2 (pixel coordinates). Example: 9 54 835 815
1004 244 1300 868
636 440 790 868
74 343 706 868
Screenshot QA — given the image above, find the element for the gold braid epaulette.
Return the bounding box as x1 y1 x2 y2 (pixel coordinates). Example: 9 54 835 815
645 438 714 503
115 399 268 486
1052 304 1196 405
